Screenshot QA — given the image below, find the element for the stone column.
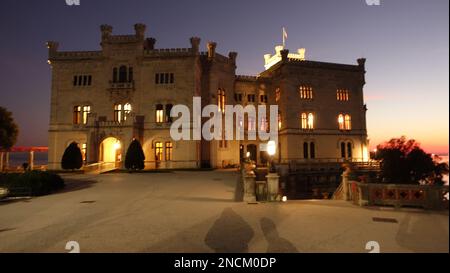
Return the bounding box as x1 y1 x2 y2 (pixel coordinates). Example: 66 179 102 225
243 173 256 203
341 165 351 201
29 151 34 171
266 173 280 201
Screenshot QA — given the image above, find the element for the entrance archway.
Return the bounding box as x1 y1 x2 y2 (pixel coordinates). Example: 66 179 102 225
99 137 122 164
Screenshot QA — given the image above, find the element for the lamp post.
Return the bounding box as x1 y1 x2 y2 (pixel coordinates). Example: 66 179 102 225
266 140 280 201
267 140 276 173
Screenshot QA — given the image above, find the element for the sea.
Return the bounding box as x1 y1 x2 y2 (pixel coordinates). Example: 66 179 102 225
4 152 450 184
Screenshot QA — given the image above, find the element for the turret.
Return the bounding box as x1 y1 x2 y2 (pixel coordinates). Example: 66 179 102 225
190 37 201 53
207 41 217 60
134 23 146 40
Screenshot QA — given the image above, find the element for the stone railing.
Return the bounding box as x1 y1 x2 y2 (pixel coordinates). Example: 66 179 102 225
346 181 449 210
109 81 134 89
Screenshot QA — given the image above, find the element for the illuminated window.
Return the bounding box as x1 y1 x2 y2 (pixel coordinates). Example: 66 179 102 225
114 104 122 122
337 89 349 101
156 104 164 123
155 142 163 161
82 105 91 124
217 89 226 113
123 103 132 120
81 143 87 162
248 117 256 131
165 142 173 161
278 112 282 130
301 112 314 129
260 116 268 132
275 88 281 102
299 86 313 100
344 114 351 130
338 114 345 130
73 106 82 124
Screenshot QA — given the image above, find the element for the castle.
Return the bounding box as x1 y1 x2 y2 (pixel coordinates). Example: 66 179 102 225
47 23 369 170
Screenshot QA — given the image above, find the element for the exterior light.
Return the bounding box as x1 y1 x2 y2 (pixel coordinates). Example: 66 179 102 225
267 140 276 156
282 196 287 202
246 151 250 158
113 142 121 150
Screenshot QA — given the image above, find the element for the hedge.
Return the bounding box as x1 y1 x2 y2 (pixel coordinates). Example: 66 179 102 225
0 171 65 197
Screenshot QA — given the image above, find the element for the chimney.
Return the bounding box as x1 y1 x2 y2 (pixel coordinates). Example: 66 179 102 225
145 38 156 50
280 49 289 62
207 42 217 60
357 58 366 69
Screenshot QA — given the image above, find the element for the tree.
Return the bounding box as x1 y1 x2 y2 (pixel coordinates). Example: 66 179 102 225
61 142 83 170
0 107 19 150
375 136 448 184
125 139 145 171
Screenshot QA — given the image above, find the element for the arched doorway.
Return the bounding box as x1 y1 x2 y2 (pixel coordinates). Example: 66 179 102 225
99 137 122 165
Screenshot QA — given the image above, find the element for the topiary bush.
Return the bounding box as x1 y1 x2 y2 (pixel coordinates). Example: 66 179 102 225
61 142 83 170
125 139 145 171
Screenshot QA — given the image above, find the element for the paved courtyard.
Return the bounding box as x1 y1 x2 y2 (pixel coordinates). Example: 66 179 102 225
0 170 448 253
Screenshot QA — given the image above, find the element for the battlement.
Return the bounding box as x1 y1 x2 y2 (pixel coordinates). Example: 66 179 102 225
236 75 258 81
264 45 305 70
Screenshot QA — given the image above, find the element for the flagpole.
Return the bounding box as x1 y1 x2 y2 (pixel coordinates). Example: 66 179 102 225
282 27 285 47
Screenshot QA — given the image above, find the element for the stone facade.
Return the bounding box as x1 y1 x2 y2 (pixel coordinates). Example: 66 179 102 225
47 23 369 170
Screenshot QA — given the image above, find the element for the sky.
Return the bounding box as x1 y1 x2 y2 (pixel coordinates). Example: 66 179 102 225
0 0 448 154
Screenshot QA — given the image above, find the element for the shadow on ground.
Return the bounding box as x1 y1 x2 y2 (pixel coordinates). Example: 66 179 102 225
205 208 254 253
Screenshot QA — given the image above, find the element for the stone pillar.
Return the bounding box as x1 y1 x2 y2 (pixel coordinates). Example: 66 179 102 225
0 151 4 171
207 42 217 60
266 173 280 201
341 172 349 201
29 151 34 171
243 173 256 203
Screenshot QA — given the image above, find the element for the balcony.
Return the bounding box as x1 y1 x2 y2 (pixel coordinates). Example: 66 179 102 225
109 80 134 90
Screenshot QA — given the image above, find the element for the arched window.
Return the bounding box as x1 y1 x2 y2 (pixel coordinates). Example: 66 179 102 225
310 142 315 159
341 142 346 158
123 103 132 120
82 105 91 124
344 115 351 130
338 114 345 130
113 68 118 83
301 113 307 129
119 66 127 82
165 142 173 161
299 86 313 100
128 67 133 82
307 113 314 129
73 106 82 124
303 142 309 159
156 104 164 123
166 104 173 123
155 142 163 161
114 104 122 122
347 142 352 158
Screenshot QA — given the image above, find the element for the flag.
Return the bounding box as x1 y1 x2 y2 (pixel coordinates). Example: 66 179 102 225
282 27 288 47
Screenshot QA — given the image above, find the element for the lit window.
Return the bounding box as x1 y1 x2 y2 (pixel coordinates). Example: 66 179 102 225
338 114 345 130
124 103 132 120
299 86 313 100
165 142 173 161
337 89 349 101
217 89 226 113
156 104 164 123
301 112 314 129
82 105 91 124
155 142 163 161
344 114 351 130
260 116 268 132
73 106 82 124
275 88 281 102
248 117 256 131
114 104 122 122
278 112 282 130
81 143 87 162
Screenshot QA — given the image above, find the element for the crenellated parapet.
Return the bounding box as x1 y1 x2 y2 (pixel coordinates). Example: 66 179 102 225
264 45 306 70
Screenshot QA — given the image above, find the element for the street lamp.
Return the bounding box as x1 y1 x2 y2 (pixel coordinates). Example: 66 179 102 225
267 140 276 173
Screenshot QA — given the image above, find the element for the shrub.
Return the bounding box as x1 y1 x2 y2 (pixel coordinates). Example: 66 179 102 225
0 171 64 197
125 139 145 171
61 142 83 170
